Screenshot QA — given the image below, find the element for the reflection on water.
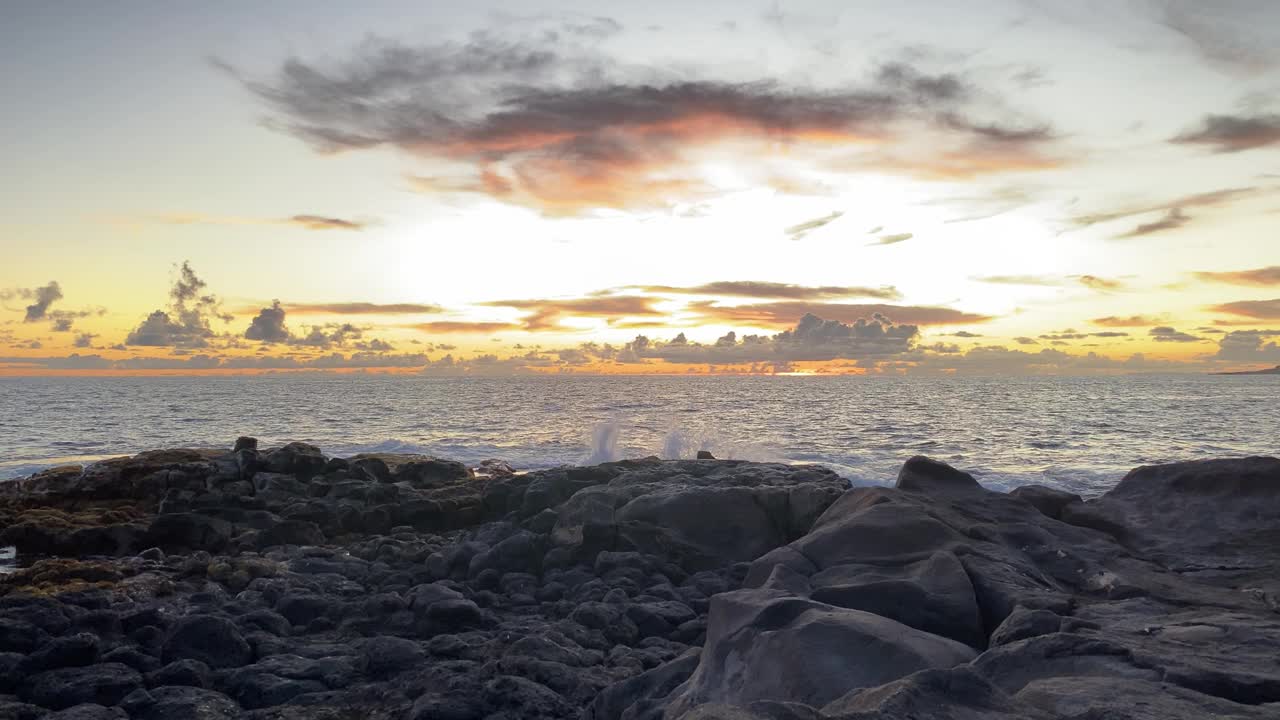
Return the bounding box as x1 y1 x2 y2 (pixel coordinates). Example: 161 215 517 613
1 374 1277 496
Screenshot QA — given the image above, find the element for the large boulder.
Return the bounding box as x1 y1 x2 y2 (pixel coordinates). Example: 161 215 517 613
546 459 846 570
663 589 975 713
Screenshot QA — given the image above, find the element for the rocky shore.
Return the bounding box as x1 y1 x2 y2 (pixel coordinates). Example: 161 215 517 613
0 440 1277 719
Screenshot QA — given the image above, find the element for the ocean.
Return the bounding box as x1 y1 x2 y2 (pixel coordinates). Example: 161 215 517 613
0 374 1275 496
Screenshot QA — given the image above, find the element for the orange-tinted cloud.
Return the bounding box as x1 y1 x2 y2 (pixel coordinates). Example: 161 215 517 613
479 296 666 330
1195 266 1280 286
410 321 522 334
1207 298 1280 320
229 33 1059 214
1092 314 1165 327
686 301 991 328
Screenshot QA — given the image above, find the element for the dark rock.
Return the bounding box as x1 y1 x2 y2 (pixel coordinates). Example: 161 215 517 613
1008 484 1082 519
361 635 425 676
696 451 716 460
145 659 210 688
161 615 251 669
260 443 327 480
43 704 128 720
0 619 45 654
895 455 982 494
22 663 143 711
256 519 324 549
274 593 330 627
100 646 160 673
132 686 239 720
663 590 975 713
233 437 258 453
19 632 101 674
144 513 231 552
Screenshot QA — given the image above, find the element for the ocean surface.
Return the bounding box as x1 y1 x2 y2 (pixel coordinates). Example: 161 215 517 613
1 374 1276 496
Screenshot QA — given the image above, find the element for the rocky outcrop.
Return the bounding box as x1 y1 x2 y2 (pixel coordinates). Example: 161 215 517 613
1 444 1276 719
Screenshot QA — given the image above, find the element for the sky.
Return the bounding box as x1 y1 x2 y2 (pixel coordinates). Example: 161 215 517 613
2 0 1279 376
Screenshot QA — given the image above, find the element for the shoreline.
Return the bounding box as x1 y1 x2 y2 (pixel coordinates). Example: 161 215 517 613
0 439 1277 717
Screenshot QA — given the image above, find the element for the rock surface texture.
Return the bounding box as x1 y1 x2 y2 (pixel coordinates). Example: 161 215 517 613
0 443 1276 719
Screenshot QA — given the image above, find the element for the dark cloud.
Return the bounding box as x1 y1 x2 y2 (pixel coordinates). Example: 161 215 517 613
785 211 843 240
286 215 368 231
622 312 920 364
1160 1 1280 75
126 262 232 347
225 31 1057 214
1172 114 1280 153
1 282 87 329
1149 326 1201 343
1208 298 1280 320
245 301 291 343
686 300 992 328
947 331 982 338
626 281 901 301
1013 337 1038 345
1195 266 1280 286
871 232 913 246
21 282 62 322
73 333 97 348
1214 329 1280 362
478 296 665 330
1092 314 1165 327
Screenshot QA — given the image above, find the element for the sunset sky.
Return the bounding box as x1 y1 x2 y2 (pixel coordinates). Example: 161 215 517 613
3 0 1279 375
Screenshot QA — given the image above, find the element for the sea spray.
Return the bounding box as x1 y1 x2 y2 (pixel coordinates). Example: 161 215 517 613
585 420 622 464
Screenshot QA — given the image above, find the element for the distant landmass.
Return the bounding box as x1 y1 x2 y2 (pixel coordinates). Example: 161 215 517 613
1213 365 1280 375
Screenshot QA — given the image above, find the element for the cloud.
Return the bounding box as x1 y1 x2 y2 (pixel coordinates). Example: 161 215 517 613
1195 266 1280 286
871 232 913 246
622 312 920 364
1116 207 1190 238
1172 114 1280 153
242 300 396 349
1214 329 1280 362
1149 326 1201 343
0 282 93 330
686 300 992 328
1013 337 1038 345
276 302 443 315
245 300 291 342
147 213 371 231
73 333 97 348
20 282 62 322
947 331 982 338
1160 1 1280 75
126 262 233 347
785 211 843 240
410 321 522 334
286 215 368 231
973 274 1125 290
478 296 665 330
1039 330 1130 341
626 281 901 301
1208 298 1280 320
1092 314 1165 327
1066 186 1257 234
224 30 1058 214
